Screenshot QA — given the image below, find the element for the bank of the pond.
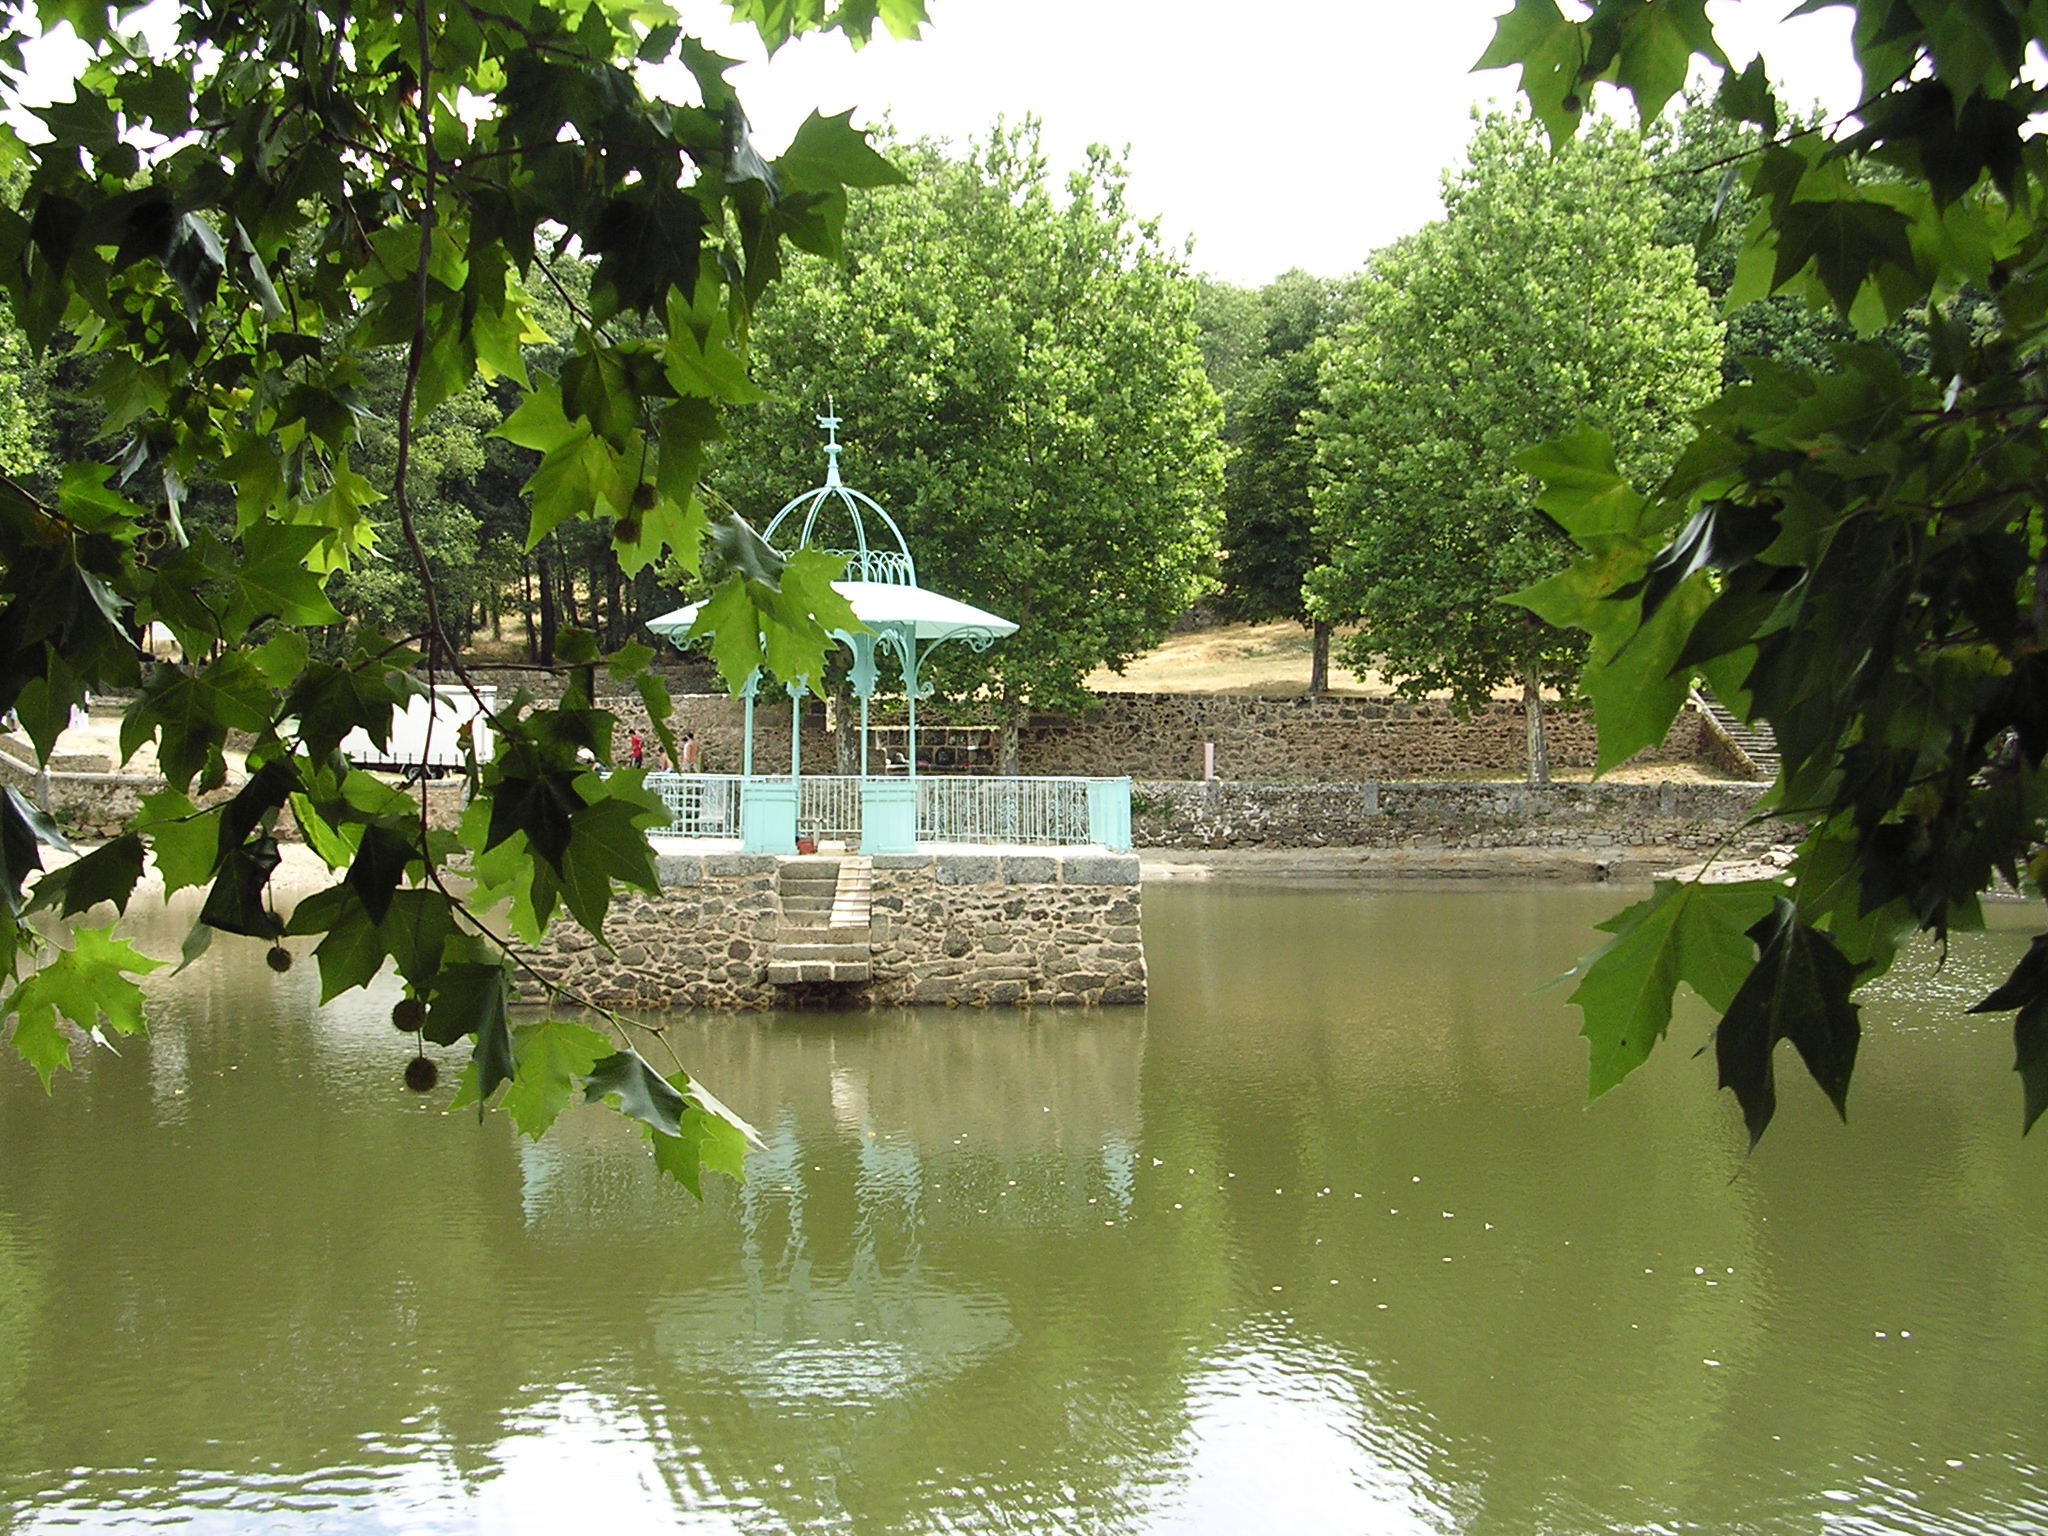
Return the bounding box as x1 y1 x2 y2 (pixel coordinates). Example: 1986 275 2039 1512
1131 777 1784 853
1138 845 1734 884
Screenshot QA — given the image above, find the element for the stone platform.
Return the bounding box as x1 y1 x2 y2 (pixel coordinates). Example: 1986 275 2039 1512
520 844 1145 1011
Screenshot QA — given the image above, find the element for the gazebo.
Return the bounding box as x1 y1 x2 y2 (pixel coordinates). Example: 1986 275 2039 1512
647 417 1118 856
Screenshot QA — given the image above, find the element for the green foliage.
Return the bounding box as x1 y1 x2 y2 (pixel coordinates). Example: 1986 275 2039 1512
1213 272 1343 649
1645 92 1880 386
1564 878 1778 1100
1489 0 2048 1141
9 926 160 1090
0 0 919 1190
1307 113 1722 776
708 123 1225 722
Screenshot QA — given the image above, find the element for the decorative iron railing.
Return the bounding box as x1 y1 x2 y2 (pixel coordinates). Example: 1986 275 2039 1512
643 773 1130 849
917 775 1091 846
800 776 864 844
644 773 741 838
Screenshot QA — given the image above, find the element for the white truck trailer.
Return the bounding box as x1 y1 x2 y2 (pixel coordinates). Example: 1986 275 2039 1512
339 684 496 777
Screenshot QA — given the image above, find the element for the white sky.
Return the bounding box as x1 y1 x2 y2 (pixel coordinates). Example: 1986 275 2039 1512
11 0 1866 287
681 0 1866 286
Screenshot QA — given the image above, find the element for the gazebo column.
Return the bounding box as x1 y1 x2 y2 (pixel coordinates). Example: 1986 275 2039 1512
901 633 921 781
787 677 807 779
861 626 919 854
738 669 795 854
846 632 880 777
740 669 760 778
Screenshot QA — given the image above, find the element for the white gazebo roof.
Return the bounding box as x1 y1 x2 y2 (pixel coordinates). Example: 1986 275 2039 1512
648 580 1017 648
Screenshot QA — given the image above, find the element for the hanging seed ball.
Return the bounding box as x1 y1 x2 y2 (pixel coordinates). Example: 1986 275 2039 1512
391 997 427 1034
265 945 292 973
631 481 658 513
404 1056 439 1093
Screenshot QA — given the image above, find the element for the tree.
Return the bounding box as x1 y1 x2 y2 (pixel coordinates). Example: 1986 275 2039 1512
0 0 914 1188
1307 113 1721 783
1488 1 2048 1142
1212 270 1344 694
1191 277 1266 406
708 123 1224 765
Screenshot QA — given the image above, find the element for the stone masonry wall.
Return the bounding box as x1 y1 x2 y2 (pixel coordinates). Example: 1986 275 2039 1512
520 851 784 1010
1131 779 1786 853
589 690 1721 783
865 852 1144 1007
519 849 1145 1010
1017 693 1713 781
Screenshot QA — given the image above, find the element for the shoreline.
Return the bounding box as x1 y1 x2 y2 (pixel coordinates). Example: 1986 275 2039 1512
1136 845 1715 885
72 839 1750 904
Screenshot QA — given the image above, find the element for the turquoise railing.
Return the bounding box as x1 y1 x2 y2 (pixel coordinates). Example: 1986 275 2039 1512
644 774 1131 850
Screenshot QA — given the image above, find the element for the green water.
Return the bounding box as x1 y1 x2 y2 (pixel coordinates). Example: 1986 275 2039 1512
2 881 2046 1533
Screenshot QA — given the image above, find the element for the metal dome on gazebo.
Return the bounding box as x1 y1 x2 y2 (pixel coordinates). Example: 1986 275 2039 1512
646 415 1021 853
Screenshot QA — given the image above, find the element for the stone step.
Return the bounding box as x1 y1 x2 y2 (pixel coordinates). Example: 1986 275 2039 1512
771 941 875 963
764 959 873 985
770 925 868 950
1693 689 1780 780
828 856 874 929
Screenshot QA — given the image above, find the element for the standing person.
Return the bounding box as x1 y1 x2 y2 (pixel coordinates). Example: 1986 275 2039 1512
628 729 645 769
679 731 701 773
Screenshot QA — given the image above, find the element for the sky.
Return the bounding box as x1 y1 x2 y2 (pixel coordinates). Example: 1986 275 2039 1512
673 0 1867 286
9 0 1867 288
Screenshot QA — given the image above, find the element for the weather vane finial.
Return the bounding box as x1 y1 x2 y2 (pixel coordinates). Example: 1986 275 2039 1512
818 398 843 485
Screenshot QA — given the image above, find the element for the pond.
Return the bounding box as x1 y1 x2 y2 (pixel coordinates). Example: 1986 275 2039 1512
2 881 2045 1533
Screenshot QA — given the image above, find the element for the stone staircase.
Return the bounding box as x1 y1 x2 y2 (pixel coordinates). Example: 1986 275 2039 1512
1692 689 1780 781
764 856 874 986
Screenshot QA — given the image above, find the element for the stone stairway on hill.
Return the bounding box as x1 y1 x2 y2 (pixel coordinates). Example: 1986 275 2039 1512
764 856 873 986
1692 689 1780 781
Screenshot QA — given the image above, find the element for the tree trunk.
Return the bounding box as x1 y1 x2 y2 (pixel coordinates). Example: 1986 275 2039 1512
1308 619 1332 698
558 547 582 630
521 557 536 660
591 552 611 645
1523 663 1550 788
833 683 859 774
998 689 1022 776
536 546 558 667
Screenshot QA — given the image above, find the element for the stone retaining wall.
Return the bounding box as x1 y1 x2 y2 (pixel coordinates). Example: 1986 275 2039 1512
866 852 1144 1007
591 690 1722 783
0 750 158 840
1131 779 1784 853
102 673 1740 784
1021 693 1712 781
519 849 1145 1010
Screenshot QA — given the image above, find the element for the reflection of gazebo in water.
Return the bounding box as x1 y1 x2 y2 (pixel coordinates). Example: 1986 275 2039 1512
646 417 1131 855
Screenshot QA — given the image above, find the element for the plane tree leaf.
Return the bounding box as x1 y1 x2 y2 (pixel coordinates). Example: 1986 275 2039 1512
1715 899 1864 1146
1565 878 1780 1098
26 835 145 918
7 927 162 1089
501 1020 612 1138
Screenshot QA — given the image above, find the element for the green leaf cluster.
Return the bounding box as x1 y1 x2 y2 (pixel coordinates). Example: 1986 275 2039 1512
0 0 909 1190
1486 0 2048 1140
